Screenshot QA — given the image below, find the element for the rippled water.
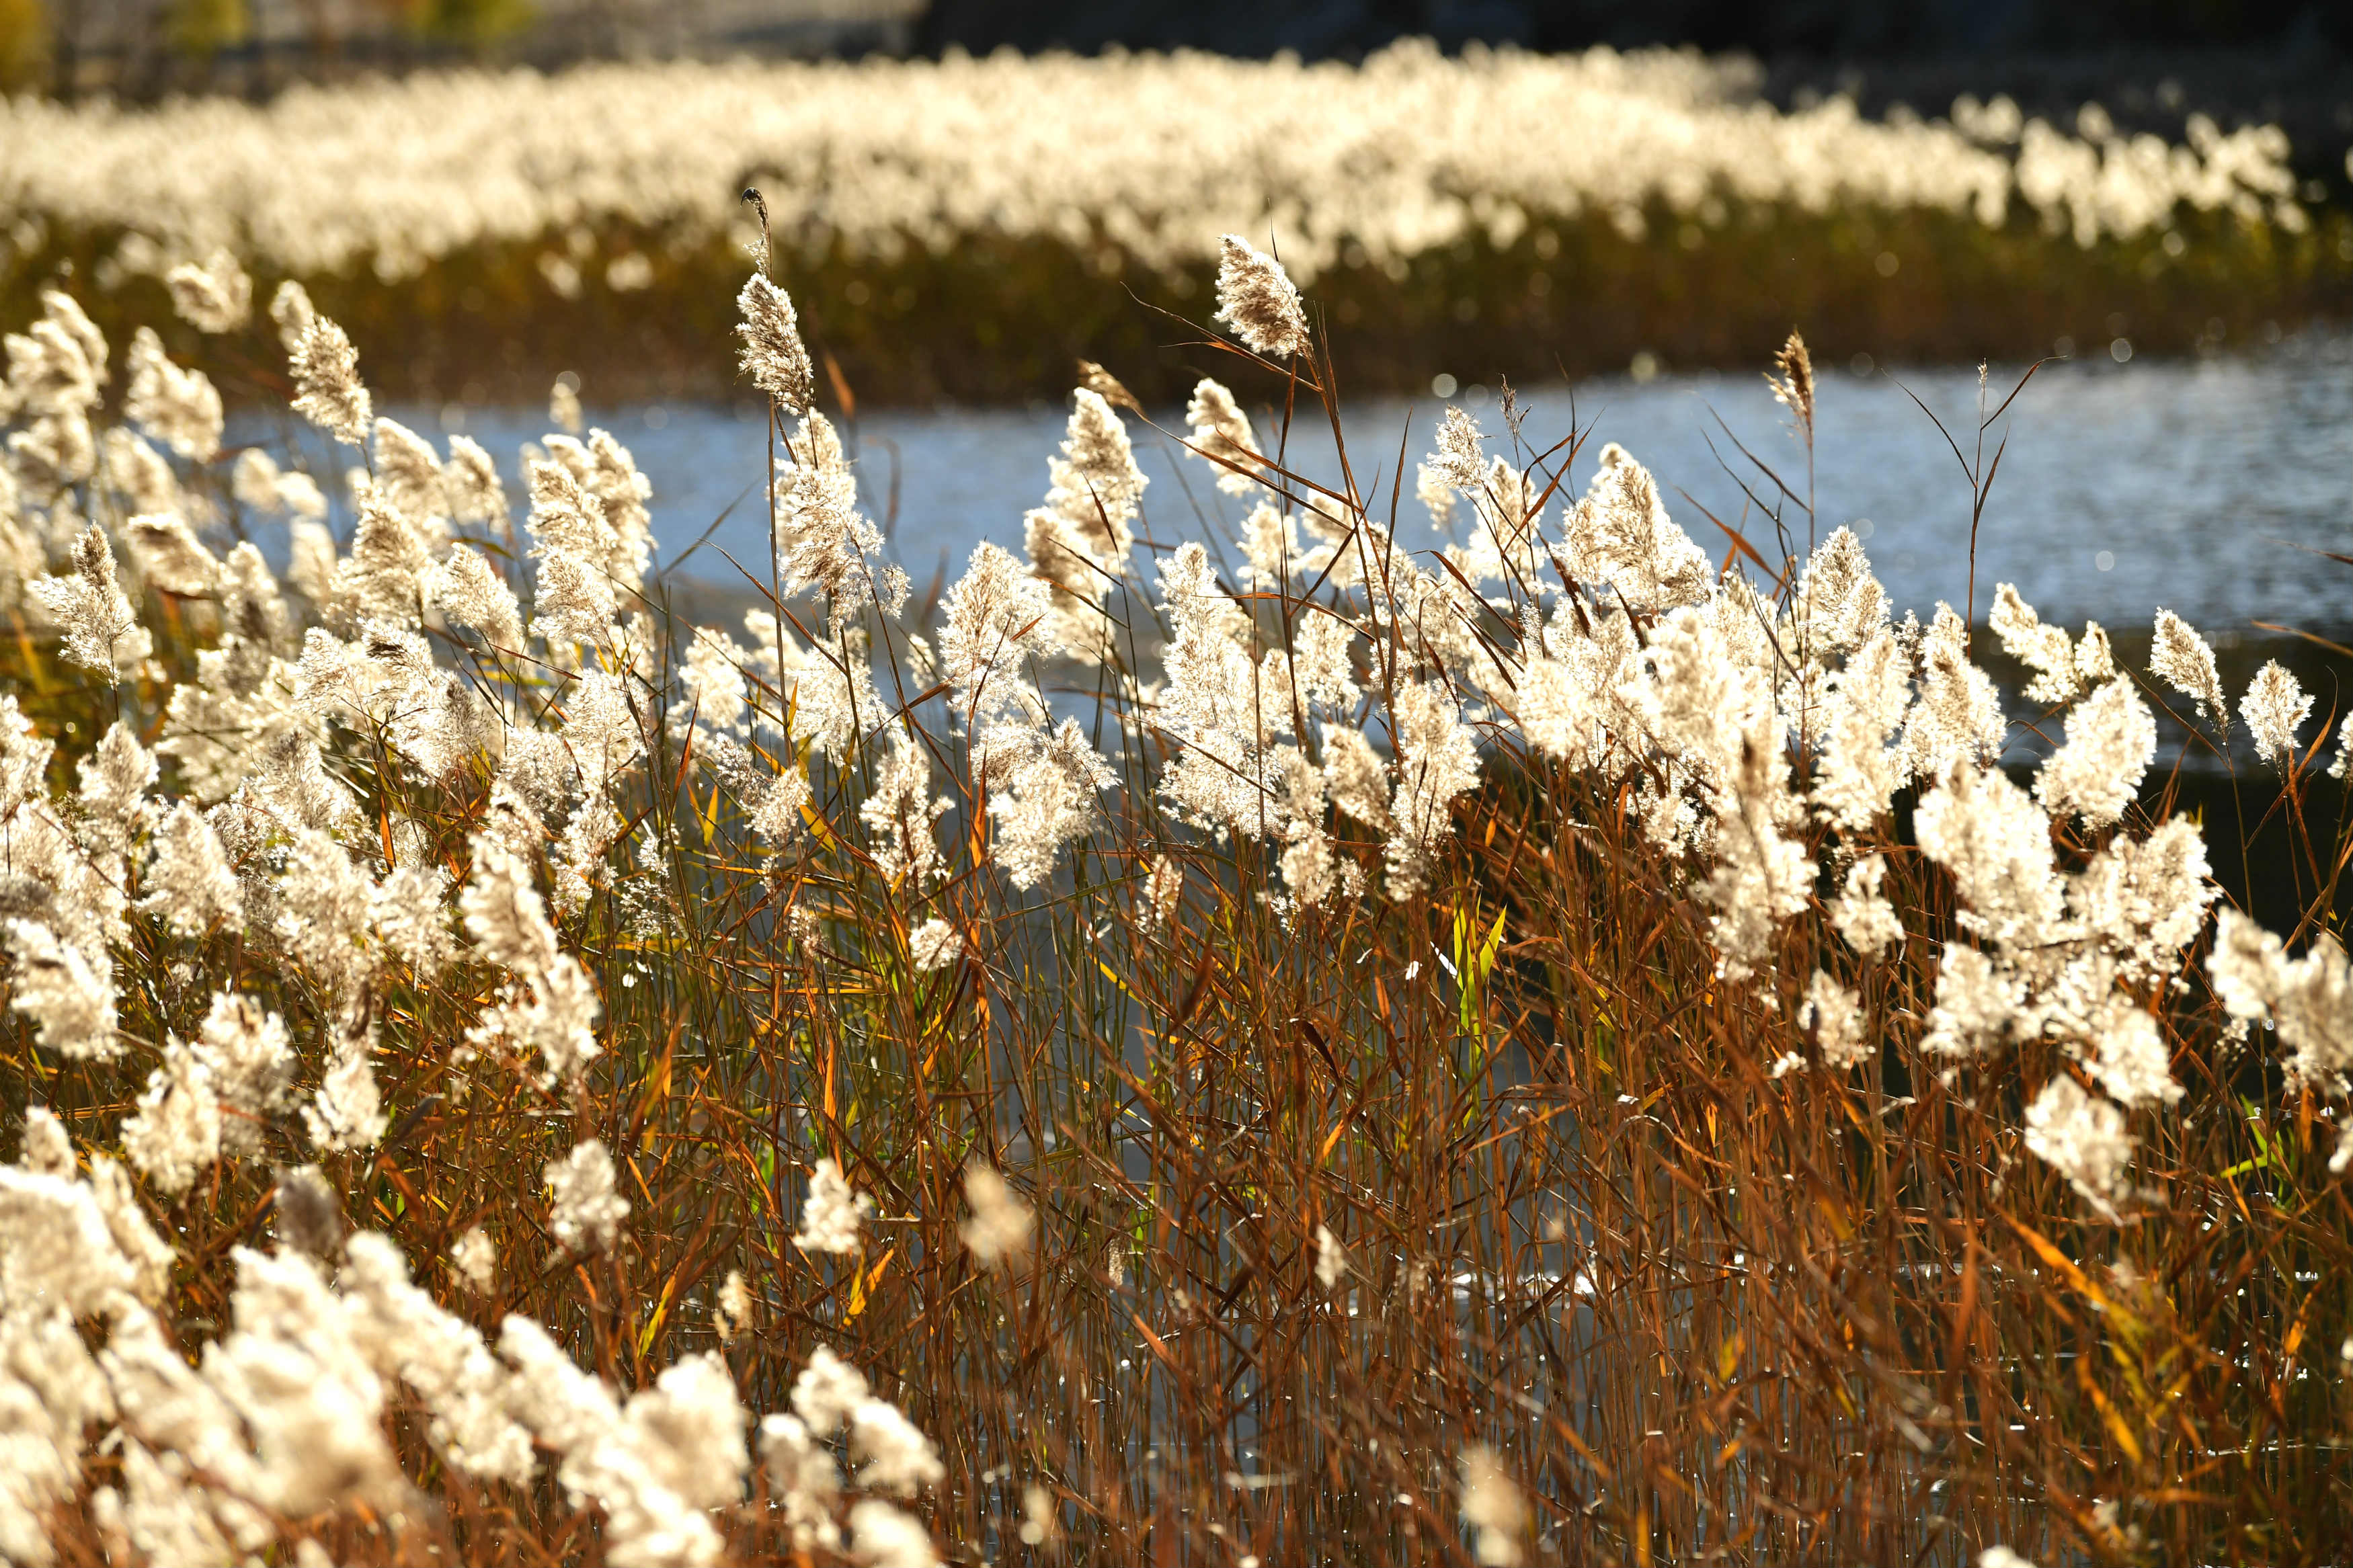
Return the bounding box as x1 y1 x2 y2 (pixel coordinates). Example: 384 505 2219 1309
420 333 2353 636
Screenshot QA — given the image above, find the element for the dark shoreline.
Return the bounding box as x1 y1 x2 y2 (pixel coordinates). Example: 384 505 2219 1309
11 203 2351 409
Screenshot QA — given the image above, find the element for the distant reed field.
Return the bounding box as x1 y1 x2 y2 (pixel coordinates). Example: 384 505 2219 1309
2 46 2346 401
0 231 2349 1566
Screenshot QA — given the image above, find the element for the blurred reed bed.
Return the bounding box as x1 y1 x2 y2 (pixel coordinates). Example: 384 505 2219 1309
0 235 2349 1568
1 44 2344 403
23 203 2350 407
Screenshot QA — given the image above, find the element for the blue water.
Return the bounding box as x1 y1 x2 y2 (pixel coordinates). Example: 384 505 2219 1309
407 333 2353 638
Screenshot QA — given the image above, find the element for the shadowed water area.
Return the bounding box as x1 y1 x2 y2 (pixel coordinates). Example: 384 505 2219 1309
411 333 2353 641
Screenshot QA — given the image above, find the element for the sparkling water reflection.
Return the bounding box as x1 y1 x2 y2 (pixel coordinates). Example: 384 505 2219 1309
425 333 2353 636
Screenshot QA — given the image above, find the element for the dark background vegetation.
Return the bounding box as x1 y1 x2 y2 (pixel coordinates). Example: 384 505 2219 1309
35 204 2348 409
920 0 2353 60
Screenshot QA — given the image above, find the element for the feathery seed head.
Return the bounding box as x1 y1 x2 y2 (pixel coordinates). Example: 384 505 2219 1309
268 280 316 354
908 917 962 973
2035 676 2156 827
959 1162 1034 1267
793 1157 874 1255
2149 609 2225 723
2241 659 2312 766
549 377 583 435
166 249 253 333
1459 1445 1527 1567
1767 330 1815 430
370 418 448 527
124 327 223 461
450 1227 497 1293
1185 377 1266 496
737 274 815 415
547 1139 629 1253
2023 1075 2135 1220
288 314 371 446
1214 235 1311 359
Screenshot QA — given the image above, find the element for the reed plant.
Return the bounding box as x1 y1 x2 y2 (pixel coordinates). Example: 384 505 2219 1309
0 236 2348 1568
2 43 2341 403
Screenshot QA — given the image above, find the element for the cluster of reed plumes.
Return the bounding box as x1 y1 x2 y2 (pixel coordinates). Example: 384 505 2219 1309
1 235 2349 1568
5 47 2328 407
0 44 2302 292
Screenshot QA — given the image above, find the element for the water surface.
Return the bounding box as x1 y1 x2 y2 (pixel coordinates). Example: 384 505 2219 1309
424 333 2353 637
